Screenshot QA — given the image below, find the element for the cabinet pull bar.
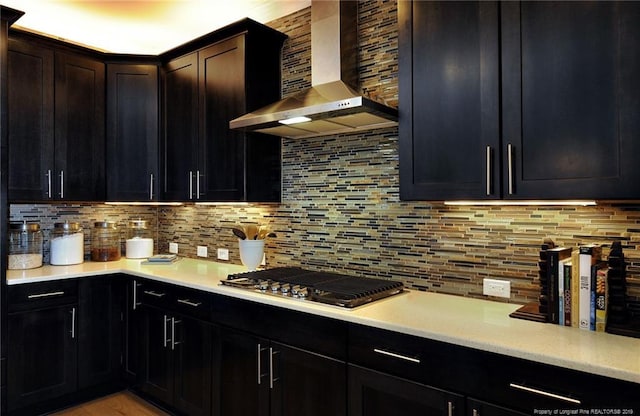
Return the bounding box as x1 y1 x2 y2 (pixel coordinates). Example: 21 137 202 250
59 170 65 199
28 291 65 299
257 343 262 385
177 299 202 307
132 280 141 310
163 314 169 348
149 173 154 200
447 401 454 416
373 348 420 363
46 170 52 199
269 348 281 389
70 307 76 339
509 383 581 405
472 409 479 416
507 143 514 195
189 171 193 200
196 170 201 200
486 146 491 196
171 317 181 350
143 290 165 298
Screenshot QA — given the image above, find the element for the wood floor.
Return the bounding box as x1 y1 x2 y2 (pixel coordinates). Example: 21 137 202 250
49 391 170 416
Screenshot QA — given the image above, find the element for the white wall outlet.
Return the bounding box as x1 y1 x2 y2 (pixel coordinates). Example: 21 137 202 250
197 245 208 257
169 242 178 254
483 278 511 298
217 248 229 261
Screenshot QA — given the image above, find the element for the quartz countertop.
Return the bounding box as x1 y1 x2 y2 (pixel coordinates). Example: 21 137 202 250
7 258 640 384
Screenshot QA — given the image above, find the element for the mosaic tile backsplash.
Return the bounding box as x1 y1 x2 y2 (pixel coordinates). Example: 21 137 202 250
8 1 640 304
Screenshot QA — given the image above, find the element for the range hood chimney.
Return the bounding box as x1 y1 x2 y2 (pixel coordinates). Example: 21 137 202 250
229 0 398 139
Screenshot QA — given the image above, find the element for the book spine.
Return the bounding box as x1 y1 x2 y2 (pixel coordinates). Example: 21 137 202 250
570 250 580 328
558 259 565 325
548 252 559 324
595 267 608 332
564 262 572 326
579 246 601 330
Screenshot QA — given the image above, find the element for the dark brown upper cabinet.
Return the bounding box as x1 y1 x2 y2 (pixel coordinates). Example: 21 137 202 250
106 62 160 202
8 35 105 202
161 19 286 203
399 1 640 201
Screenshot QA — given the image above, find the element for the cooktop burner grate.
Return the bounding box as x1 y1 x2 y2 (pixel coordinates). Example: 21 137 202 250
223 267 404 308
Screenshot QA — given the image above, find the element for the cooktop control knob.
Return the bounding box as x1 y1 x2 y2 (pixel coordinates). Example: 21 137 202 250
281 284 290 294
270 283 280 293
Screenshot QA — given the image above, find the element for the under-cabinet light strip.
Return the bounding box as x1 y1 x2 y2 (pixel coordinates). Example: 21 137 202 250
444 200 597 206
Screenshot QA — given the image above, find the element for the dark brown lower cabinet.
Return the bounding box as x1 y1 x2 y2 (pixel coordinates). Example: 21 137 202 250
217 327 346 416
140 305 212 416
7 304 77 412
348 364 464 416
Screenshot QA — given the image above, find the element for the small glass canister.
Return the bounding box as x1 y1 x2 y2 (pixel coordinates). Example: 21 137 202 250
90 221 121 262
126 219 154 259
50 222 84 265
8 221 44 269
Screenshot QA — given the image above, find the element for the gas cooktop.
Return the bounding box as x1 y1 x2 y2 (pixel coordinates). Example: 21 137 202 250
221 267 404 308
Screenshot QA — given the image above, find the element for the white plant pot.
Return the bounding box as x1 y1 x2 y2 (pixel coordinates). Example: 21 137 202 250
238 239 265 271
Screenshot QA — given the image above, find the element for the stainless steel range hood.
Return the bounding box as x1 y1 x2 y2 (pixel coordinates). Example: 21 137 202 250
229 0 398 139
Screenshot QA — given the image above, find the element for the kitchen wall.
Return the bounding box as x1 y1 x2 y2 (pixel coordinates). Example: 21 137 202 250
9 1 640 305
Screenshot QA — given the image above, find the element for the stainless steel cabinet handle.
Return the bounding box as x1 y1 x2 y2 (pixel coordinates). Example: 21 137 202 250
507 143 514 195
28 291 65 299
132 280 142 310
509 382 581 405
269 348 280 389
149 173 154 200
171 317 181 350
46 170 52 198
257 343 262 385
144 290 165 298
70 307 76 339
196 170 201 200
189 171 194 199
447 401 454 416
486 146 492 196
59 170 65 199
163 314 169 348
177 299 202 307
373 348 421 364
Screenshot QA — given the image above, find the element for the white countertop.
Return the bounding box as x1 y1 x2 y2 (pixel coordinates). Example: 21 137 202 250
7 258 640 384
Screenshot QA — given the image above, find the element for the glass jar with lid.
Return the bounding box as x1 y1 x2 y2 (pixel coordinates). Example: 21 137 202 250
50 222 84 265
90 221 121 262
126 219 154 259
8 221 43 269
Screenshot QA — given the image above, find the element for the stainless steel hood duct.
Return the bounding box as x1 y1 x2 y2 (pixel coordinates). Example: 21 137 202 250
229 0 398 139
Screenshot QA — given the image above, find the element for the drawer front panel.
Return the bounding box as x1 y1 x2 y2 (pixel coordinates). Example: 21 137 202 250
8 280 78 312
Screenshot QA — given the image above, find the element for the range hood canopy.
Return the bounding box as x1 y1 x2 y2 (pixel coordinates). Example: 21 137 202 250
229 0 398 139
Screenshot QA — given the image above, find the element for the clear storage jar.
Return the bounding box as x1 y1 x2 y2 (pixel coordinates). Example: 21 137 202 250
90 221 121 262
50 222 84 265
126 219 154 259
8 222 43 269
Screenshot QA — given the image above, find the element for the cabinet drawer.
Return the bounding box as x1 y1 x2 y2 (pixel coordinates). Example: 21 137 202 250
170 285 211 321
8 280 77 312
138 280 172 309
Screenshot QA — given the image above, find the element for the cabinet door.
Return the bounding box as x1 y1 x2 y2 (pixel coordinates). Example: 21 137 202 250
173 315 212 416
217 328 269 416
54 51 105 200
271 342 347 416
501 2 640 199
77 275 123 389
7 306 77 411
348 365 464 416
198 36 246 201
123 279 143 384
106 63 159 201
140 306 174 405
7 38 54 201
162 53 198 201
399 1 500 200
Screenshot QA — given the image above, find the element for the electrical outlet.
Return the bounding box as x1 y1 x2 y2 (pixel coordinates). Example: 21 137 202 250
197 246 208 257
169 242 178 254
217 248 229 261
483 278 511 298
